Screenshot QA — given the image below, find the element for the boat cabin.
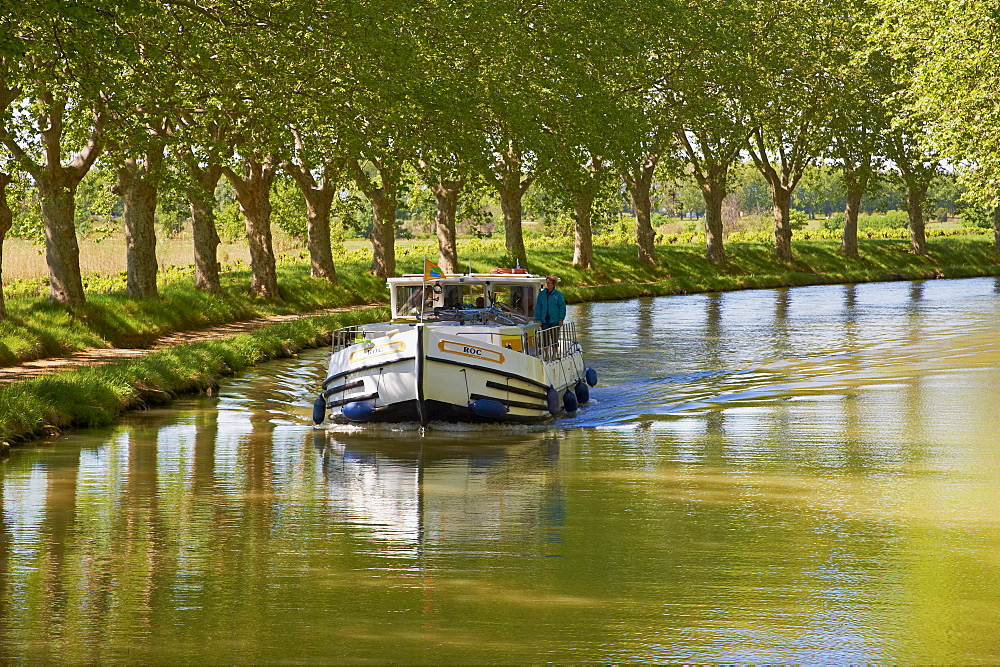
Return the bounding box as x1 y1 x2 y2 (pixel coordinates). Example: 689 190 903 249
387 273 544 323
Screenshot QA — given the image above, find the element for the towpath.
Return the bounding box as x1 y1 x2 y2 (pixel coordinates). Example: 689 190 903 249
0 305 367 386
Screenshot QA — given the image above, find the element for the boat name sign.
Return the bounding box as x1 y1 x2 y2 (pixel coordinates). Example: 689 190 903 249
438 340 505 364
349 341 407 363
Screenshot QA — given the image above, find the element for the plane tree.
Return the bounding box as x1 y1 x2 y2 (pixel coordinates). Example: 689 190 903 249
826 51 893 258
282 126 343 284
0 2 129 307
874 0 1000 250
886 128 939 256
104 10 178 300
175 121 226 294
740 0 848 263
525 0 636 271
339 1 427 279
205 0 336 297
667 0 759 265
407 0 489 274
463 0 565 269
600 0 684 267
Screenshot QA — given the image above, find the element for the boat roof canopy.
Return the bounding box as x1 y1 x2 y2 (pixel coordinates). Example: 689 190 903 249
386 272 546 287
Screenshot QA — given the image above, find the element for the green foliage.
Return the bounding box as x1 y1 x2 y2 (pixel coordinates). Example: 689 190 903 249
958 206 993 229
823 212 845 230
863 210 910 230
7 172 44 241
333 189 371 239
155 191 189 238
270 176 308 241
789 209 809 230
74 167 120 240
823 210 910 231
215 200 244 243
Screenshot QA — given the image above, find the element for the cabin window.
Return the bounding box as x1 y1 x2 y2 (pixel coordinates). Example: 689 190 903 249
440 284 486 309
491 285 535 316
442 285 463 308
468 285 485 308
395 286 426 317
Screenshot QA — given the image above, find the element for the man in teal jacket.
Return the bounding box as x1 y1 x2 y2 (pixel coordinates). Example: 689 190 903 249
535 274 565 359
535 274 566 330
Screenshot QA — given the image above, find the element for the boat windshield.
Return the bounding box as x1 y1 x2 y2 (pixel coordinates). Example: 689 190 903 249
391 277 541 323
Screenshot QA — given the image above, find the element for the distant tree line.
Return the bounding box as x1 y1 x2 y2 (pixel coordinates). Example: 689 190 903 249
0 0 997 319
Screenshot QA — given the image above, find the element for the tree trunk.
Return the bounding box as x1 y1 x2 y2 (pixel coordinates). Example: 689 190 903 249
304 193 337 283
771 185 794 262
841 183 862 258
431 178 462 273
284 161 337 283
224 159 280 299
349 158 399 279
993 207 1000 254
186 164 223 293
369 192 397 278
497 184 528 267
0 172 11 320
572 190 595 269
117 152 162 299
623 158 658 266
906 180 929 256
36 172 87 306
702 182 727 264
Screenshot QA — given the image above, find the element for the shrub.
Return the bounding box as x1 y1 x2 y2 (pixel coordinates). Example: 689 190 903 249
789 209 809 230
859 210 909 230
958 206 993 229
823 213 845 230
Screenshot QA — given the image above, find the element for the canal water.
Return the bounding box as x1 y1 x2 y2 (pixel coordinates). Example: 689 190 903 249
2 278 1000 662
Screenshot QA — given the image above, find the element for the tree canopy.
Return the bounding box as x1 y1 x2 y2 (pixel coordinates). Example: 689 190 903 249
0 0 995 313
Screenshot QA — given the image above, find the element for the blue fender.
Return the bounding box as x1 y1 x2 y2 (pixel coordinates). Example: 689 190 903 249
563 389 578 413
574 381 590 404
342 401 375 423
585 367 598 387
546 386 560 415
312 396 328 425
469 399 508 419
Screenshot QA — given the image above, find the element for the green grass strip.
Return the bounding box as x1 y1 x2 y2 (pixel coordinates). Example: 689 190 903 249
0 306 390 445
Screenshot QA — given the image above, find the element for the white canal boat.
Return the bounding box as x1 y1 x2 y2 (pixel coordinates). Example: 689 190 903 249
312 270 597 426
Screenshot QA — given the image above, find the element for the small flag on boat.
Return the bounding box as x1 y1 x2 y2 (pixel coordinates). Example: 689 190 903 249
424 258 443 281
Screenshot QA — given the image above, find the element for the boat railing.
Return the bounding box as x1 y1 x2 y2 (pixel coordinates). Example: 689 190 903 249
537 322 580 362
331 326 371 353
330 320 580 361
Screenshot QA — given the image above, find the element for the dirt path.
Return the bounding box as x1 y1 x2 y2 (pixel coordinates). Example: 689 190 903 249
0 306 366 386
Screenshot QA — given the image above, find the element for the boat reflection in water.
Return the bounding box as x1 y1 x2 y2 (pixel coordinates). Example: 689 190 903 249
312 427 566 558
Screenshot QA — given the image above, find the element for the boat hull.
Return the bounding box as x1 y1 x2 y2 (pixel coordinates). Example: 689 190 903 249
319 323 587 425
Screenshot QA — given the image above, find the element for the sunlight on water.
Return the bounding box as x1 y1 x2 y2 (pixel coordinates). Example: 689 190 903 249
2 278 1000 662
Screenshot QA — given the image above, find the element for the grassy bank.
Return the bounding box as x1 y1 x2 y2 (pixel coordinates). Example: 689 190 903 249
2 234 1000 448
0 306 390 446
2 235 999 368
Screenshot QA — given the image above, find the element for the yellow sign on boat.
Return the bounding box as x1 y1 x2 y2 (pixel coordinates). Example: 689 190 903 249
349 341 407 362
500 334 523 351
438 340 505 364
